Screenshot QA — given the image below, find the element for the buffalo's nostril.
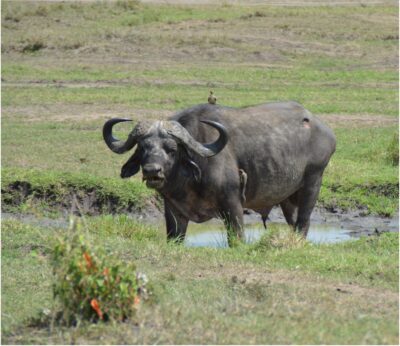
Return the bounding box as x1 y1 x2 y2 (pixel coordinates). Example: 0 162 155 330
143 164 162 176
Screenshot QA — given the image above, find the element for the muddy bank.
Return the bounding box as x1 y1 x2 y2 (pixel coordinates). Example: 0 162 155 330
2 204 398 242
2 177 398 237
243 207 399 236
1 179 163 221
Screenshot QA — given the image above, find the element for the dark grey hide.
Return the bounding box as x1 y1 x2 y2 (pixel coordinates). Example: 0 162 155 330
103 102 336 246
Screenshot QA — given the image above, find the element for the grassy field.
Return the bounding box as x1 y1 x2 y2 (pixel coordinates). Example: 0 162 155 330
1 0 398 215
2 218 399 344
1 0 399 344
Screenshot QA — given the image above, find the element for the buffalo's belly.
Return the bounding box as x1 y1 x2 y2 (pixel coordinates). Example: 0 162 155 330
244 186 299 209
245 183 301 208
244 164 305 208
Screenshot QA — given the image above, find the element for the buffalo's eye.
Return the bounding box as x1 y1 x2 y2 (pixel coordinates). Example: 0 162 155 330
164 141 178 154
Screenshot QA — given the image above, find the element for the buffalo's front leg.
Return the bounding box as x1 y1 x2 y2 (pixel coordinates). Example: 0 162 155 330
164 199 189 243
219 198 244 247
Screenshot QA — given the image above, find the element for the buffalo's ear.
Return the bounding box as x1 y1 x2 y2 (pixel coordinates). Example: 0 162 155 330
184 159 202 183
180 145 202 182
121 148 142 178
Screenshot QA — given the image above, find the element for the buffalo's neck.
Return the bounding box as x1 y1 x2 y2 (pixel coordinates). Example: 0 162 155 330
159 175 216 223
160 172 200 201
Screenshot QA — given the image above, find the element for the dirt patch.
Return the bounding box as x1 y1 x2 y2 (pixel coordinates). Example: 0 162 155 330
2 0 397 69
41 0 396 4
2 104 173 123
136 254 398 326
2 79 229 89
187 264 398 301
319 113 398 128
3 103 396 128
141 0 395 5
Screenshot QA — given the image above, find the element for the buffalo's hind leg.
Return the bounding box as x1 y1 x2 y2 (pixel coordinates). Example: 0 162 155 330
280 196 298 228
260 206 273 229
164 199 189 243
295 173 323 237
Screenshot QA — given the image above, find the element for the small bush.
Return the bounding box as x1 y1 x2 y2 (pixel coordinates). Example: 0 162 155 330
116 0 140 11
34 5 49 17
386 133 399 166
4 12 21 22
253 226 307 251
240 11 266 20
62 40 84 50
51 218 149 324
22 39 46 53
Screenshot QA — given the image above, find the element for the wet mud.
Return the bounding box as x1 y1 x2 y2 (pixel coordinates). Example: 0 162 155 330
2 202 398 247
244 207 399 236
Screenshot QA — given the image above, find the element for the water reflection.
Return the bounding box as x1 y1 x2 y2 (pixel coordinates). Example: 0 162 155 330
185 223 354 248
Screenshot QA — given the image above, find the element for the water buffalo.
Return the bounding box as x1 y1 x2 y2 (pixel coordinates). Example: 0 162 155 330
103 102 336 246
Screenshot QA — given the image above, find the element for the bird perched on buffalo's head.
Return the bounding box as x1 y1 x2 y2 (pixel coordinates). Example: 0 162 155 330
208 90 217 105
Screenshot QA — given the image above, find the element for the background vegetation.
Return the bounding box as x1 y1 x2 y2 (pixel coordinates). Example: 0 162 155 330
2 0 398 215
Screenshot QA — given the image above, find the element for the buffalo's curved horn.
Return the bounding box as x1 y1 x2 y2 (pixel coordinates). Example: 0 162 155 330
103 118 135 154
166 120 228 157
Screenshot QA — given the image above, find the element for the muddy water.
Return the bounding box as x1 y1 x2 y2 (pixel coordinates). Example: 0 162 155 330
185 223 353 248
184 206 399 248
3 206 399 249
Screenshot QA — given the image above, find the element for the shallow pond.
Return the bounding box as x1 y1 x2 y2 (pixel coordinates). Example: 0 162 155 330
2 211 398 249
185 223 356 248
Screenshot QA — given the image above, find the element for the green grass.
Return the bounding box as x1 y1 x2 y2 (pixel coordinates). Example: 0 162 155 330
2 63 398 115
2 81 397 116
1 221 53 335
386 131 399 166
320 126 399 216
252 225 399 289
1 117 138 178
3 61 397 85
2 1 398 116
2 2 397 47
150 66 395 87
2 218 398 344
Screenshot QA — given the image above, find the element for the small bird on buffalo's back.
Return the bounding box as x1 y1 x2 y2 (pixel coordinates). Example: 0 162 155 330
208 90 217 105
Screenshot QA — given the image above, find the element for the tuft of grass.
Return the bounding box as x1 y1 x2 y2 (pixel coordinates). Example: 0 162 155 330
22 39 46 53
253 225 307 251
115 0 140 11
34 5 49 17
386 132 399 166
86 214 160 241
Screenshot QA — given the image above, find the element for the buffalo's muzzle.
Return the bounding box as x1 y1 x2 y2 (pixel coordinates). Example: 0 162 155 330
142 164 165 189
